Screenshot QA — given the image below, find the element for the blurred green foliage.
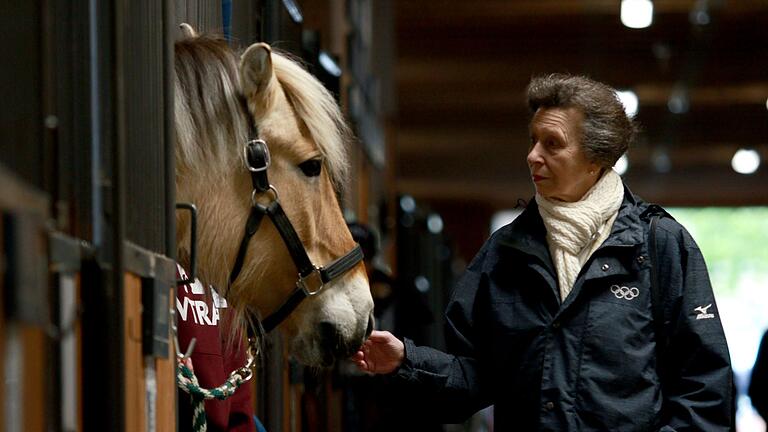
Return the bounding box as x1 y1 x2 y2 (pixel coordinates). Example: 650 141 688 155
668 207 768 296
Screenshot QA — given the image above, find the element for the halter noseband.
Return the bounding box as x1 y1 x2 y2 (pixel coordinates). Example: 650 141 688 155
228 138 364 333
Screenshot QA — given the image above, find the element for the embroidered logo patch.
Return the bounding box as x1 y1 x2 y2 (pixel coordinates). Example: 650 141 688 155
694 304 715 320
610 285 639 300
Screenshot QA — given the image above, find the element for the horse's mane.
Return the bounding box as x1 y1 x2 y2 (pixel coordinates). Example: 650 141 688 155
174 35 249 173
270 52 351 190
173 35 350 188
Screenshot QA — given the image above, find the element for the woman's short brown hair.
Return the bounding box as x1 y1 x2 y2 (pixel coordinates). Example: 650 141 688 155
526 74 639 168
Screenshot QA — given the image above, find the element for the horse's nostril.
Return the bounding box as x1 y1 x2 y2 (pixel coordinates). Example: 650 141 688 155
365 314 374 338
319 321 343 351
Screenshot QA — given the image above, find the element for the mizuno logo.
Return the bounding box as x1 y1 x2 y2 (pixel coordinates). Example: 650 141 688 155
695 304 715 320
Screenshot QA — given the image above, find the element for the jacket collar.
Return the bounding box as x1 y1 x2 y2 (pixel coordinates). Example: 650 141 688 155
498 184 647 256
497 199 550 264
600 185 646 249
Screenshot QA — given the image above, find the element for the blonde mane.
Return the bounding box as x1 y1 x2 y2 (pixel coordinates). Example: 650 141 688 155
174 36 351 188
270 51 351 189
174 35 249 174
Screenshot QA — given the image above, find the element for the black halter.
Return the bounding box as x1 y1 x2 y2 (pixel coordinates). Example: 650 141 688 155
228 138 364 333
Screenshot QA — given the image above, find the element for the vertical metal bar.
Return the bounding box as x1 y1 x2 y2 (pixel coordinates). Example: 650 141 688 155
161 2 177 431
84 0 125 429
88 0 103 248
163 0 176 262
112 0 128 429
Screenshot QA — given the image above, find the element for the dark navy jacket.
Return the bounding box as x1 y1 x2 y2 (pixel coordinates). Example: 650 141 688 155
396 188 733 431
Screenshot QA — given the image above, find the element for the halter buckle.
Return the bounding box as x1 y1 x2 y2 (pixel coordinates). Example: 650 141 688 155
244 139 270 172
297 266 324 296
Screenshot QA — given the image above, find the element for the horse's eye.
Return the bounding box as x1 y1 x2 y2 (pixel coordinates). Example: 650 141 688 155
299 158 322 177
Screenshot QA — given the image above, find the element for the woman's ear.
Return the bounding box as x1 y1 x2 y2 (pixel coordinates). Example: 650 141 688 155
590 161 606 176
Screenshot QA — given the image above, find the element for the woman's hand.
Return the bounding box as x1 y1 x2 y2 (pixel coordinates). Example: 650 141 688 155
352 330 405 374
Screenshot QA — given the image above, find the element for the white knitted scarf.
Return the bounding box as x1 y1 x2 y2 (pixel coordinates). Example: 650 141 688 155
536 169 624 301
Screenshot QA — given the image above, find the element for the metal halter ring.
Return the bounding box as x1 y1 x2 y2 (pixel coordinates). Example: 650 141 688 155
251 185 279 207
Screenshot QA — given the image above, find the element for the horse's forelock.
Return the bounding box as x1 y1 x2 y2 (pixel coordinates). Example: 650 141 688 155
270 52 352 193
174 35 249 173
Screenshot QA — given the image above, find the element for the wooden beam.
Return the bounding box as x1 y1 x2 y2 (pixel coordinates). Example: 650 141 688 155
396 0 768 29
397 166 768 208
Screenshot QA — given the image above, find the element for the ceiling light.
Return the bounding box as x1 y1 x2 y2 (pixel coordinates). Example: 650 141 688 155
731 148 760 175
616 90 639 117
652 148 671 173
414 275 430 293
282 0 303 24
690 9 710 26
427 214 444 234
621 0 654 29
690 0 710 26
319 52 342 77
399 195 416 213
668 87 689 114
614 154 629 175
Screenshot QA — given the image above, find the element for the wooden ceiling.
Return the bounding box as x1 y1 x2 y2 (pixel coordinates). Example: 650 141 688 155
392 0 768 209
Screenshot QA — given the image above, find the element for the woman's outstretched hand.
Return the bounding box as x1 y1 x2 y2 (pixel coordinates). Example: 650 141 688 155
352 330 405 374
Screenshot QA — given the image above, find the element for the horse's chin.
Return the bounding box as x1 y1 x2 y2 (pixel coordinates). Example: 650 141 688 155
289 328 367 368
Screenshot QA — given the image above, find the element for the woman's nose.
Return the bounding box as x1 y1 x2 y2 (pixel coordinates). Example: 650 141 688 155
527 143 542 166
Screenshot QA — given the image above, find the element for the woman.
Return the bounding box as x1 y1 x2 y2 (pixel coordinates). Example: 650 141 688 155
353 74 733 430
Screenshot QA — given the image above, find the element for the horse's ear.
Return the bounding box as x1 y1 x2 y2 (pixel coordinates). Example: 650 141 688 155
240 43 274 107
179 23 197 38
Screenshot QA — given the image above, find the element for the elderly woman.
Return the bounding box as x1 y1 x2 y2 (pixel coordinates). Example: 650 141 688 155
354 74 733 431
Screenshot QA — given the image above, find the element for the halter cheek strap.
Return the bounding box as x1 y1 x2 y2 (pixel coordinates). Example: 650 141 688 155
228 139 270 287
228 139 364 333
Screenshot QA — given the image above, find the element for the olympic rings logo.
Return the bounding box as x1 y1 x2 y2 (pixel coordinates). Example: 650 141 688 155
610 285 639 300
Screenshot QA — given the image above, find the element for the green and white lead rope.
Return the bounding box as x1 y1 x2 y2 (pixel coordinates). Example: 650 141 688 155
175 340 258 432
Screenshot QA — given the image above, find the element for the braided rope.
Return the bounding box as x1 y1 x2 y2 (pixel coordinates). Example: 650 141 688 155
175 335 259 432
176 363 253 432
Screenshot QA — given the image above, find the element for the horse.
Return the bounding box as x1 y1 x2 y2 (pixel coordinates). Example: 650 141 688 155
173 26 374 368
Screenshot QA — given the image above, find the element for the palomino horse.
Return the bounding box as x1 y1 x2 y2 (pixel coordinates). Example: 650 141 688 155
174 27 374 367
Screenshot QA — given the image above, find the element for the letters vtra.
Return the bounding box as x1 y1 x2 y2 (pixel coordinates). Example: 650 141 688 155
176 265 228 326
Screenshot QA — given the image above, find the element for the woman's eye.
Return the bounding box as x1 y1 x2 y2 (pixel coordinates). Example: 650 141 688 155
298 159 322 177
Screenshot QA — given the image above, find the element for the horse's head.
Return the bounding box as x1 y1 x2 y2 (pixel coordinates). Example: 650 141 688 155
174 31 374 367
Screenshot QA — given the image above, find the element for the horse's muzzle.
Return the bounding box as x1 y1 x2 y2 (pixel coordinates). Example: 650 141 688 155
318 316 372 365
365 314 374 338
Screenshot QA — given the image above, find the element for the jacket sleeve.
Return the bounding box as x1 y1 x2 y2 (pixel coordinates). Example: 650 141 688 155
393 247 493 423
748 331 768 421
657 220 734 431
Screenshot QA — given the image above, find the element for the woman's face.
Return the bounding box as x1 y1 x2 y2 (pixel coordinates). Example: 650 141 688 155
527 107 601 202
